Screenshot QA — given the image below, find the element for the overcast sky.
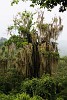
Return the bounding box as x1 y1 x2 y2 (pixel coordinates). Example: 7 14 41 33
0 0 67 56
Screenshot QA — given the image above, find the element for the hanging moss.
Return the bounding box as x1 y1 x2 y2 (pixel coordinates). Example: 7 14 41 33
0 11 63 77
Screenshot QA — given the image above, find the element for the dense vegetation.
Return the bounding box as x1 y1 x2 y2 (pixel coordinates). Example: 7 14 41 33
0 58 67 100
0 1 67 99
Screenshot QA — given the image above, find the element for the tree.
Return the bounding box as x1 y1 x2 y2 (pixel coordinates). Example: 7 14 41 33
36 11 63 75
8 11 33 43
11 0 67 12
4 10 63 77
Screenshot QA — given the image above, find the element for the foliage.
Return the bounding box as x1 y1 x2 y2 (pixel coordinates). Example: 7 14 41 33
8 11 33 39
0 0 66 99
54 57 67 80
0 74 56 99
0 93 44 100
11 0 67 12
21 78 39 96
56 97 64 100
53 57 67 100
31 0 67 12
15 93 30 100
30 95 44 100
0 68 67 100
0 93 16 100
2 10 63 77
0 68 23 94
4 35 28 48
35 75 56 100
20 75 56 100
0 8 65 100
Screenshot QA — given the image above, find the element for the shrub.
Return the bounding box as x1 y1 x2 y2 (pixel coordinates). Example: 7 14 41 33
15 93 30 100
56 97 64 100
21 78 39 96
21 75 56 100
0 93 16 100
35 75 56 100
30 95 44 100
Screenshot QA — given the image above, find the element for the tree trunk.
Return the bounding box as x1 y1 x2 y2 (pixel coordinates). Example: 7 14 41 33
32 43 40 77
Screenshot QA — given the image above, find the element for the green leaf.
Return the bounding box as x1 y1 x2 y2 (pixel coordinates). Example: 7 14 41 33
30 4 34 7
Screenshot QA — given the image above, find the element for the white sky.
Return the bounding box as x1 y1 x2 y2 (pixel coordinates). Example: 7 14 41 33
0 0 67 56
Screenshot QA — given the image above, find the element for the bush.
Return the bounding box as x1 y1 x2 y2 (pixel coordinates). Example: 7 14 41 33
30 95 44 100
15 93 30 100
56 97 64 100
0 93 16 100
35 75 56 100
21 78 39 96
0 68 23 94
21 75 56 100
